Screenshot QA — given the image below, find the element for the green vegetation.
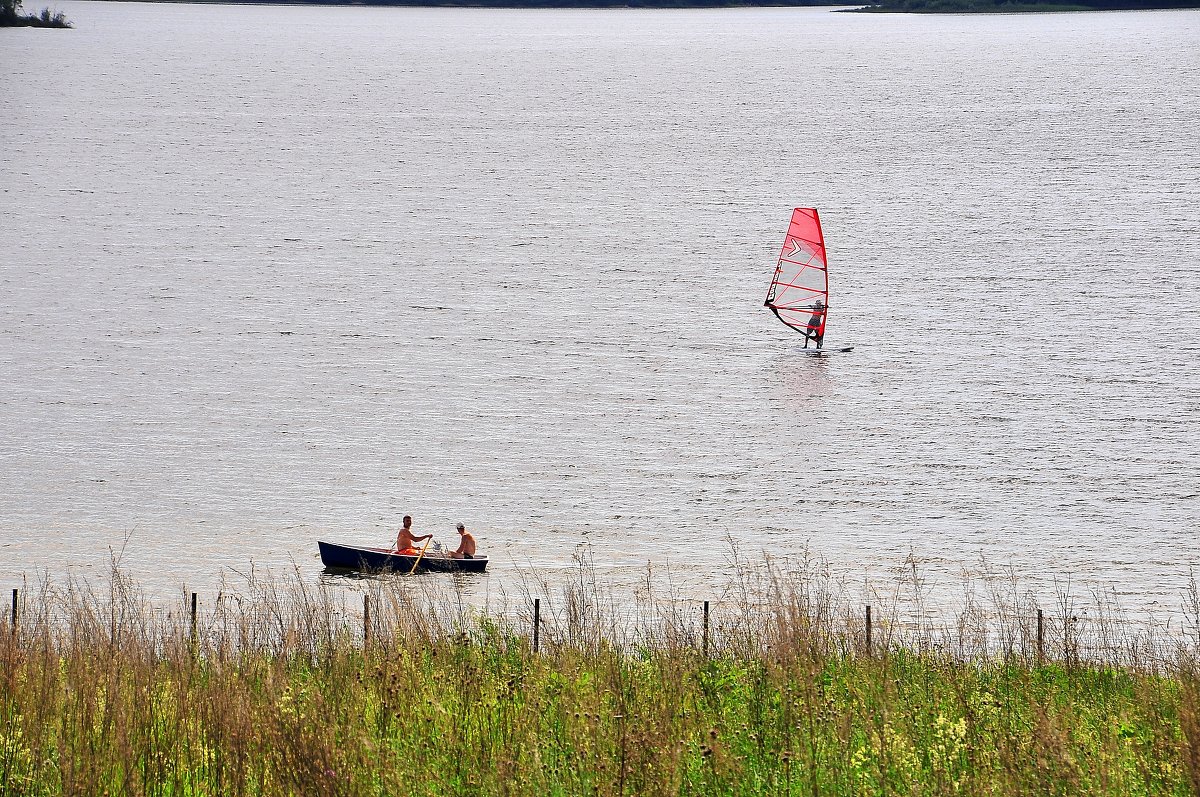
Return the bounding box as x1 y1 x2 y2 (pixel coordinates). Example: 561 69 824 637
2 561 1199 795
0 0 70 27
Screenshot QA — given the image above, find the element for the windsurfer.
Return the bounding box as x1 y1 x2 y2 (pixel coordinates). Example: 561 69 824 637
804 300 825 349
394 515 432 555
449 523 477 560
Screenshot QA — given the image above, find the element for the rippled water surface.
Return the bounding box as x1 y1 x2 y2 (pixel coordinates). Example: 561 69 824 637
2 2 1198 614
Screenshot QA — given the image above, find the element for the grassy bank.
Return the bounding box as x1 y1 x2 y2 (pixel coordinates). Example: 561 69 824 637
2 561 1199 795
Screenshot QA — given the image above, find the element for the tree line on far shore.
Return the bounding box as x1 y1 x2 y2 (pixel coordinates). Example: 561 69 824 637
854 0 1197 12
3 0 1195 28
143 0 1197 7
214 0 849 5
1 0 70 26
104 0 1199 8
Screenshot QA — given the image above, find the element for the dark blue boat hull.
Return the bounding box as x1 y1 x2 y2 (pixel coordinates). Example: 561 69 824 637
318 541 488 573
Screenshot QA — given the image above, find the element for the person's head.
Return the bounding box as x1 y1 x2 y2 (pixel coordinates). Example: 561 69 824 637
402 515 412 528
814 299 825 308
456 523 466 535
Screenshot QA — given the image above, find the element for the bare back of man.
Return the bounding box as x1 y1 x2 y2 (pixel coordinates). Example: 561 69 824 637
450 523 477 559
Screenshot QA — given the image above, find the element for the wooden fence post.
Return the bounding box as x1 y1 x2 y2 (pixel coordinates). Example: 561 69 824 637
190 592 198 647
10 588 16 638
702 600 710 657
363 594 371 648
1036 608 1044 662
533 598 540 654
1064 613 1076 666
865 605 873 657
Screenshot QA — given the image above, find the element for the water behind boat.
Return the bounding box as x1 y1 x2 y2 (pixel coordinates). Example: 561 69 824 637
1 2 1197 617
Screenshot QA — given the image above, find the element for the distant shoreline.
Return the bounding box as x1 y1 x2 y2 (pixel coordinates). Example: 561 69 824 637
0 7 71 24
77 0 854 6
47 0 1200 8
848 0 1198 10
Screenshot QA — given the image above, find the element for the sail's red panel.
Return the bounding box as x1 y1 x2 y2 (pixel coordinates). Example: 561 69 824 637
764 208 829 340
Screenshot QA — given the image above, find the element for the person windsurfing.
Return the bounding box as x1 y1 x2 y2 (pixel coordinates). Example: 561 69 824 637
804 299 825 349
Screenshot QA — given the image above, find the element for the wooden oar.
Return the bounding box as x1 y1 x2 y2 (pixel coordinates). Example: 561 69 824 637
407 537 433 575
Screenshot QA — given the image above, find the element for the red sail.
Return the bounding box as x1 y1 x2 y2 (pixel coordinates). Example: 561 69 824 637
763 208 829 343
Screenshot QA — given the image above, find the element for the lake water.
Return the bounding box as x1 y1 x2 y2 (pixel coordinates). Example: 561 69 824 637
1 2 1197 620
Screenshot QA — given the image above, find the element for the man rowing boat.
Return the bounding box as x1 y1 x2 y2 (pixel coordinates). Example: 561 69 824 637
394 515 432 555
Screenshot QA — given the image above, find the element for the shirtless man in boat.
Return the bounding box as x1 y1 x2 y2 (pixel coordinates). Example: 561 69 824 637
394 515 432 555
449 522 477 559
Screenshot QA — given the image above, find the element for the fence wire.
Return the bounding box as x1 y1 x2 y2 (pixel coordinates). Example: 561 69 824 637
4 557 1199 671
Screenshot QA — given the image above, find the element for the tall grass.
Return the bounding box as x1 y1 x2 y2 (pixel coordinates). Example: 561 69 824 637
2 554 1198 795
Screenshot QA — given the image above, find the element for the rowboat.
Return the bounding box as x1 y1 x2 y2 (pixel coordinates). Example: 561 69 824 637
318 540 488 574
